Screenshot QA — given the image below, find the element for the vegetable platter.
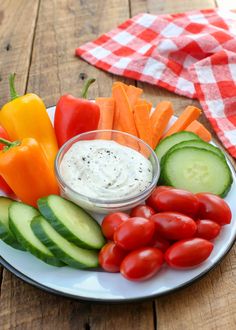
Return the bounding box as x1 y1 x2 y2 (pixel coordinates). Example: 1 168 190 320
0 76 235 302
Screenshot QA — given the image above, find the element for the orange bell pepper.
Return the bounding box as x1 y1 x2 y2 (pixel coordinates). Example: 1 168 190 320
0 137 59 207
0 74 58 169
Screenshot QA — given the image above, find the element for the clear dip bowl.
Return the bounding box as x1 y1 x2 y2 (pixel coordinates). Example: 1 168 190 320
55 130 160 214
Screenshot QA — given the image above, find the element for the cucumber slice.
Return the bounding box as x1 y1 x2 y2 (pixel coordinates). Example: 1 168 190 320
0 197 24 250
155 131 200 161
161 139 225 167
9 202 64 266
31 216 99 269
168 139 224 158
38 195 106 250
162 147 233 197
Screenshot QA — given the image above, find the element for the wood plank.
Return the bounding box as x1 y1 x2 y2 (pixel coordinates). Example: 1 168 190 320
129 1 236 329
27 0 133 107
0 271 155 330
131 0 216 116
0 0 40 107
0 0 40 297
131 0 215 16
0 0 154 329
130 0 219 141
155 248 236 330
1 0 235 329
88 302 155 330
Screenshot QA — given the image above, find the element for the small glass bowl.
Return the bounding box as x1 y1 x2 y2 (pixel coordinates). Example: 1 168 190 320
55 130 160 214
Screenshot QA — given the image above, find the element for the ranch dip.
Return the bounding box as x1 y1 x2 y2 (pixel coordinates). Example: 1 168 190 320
60 140 153 200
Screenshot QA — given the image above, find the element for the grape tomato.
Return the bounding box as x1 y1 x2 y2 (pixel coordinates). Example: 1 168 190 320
150 212 197 240
114 217 155 250
120 247 164 281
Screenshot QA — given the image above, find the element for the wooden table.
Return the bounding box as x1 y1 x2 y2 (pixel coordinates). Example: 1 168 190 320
0 0 235 329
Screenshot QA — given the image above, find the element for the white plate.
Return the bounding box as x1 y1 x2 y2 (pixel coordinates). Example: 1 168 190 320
0 107 235 303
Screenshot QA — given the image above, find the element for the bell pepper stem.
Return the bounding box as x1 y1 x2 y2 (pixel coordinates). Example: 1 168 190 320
81 78 96 99
0 138 20 150
9 73 20 100
0 138 14 147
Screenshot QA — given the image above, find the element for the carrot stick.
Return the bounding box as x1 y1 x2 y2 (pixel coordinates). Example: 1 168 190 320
113 125 127 146
112 82 128 126
185 120 212 142
134 104 153 147
112 85 138 137
151 101 174 149
113 81 128 92
111 93 128 145
111 100 126 145
95 97 115 139
136 99 152 113
126 85 143 110
162 105 201 139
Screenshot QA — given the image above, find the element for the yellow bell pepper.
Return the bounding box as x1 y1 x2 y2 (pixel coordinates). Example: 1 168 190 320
0 74 58 169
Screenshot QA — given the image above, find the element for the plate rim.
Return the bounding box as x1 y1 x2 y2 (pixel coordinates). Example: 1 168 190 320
0 234 235 304
0 106 235 303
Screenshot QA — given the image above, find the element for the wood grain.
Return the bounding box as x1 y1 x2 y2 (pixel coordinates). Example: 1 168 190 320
155 248 236 330
130 0 215 16
0 0 40 107
0 0 235 329
27 0 133 107
130 0 218 146
129 1 236 329
0 271 154 330
0 0 154 329
0 0 40 299
130 0 216 113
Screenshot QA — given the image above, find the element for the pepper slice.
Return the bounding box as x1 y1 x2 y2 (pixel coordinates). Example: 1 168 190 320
0 126 13 195
0 74 58 169
0 137 59 207
54 78 100 147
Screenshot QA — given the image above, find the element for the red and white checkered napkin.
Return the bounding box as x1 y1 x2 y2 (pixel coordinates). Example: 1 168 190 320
76 9 236 158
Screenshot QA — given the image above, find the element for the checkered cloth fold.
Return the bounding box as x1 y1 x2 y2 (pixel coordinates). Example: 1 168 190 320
76 9 236 158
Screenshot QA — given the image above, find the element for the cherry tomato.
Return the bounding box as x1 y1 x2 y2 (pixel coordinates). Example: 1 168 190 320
165 238 213 268
99 242 127 272
101 212 129 240
154 189 199 218
195 219 221 240
120 247 164 281
150 212 197 240
149 232 170 253
196 193 231 225
114 217 155 250
130 205 155 219
146 186 173 211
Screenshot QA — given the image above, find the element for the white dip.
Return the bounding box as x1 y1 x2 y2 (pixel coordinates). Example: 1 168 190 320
60 140 153 200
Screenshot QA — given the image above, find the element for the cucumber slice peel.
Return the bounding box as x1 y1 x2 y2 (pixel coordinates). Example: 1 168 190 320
155 131 200 162
166 139 223 158
161 139 225 168
9 202 64 266
38 195 106 250
0 197 24 250
162 147 233 197
31 216 99 269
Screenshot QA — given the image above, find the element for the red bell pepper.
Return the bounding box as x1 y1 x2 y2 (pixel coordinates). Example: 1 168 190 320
54 78 100 147
0 126 13 195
